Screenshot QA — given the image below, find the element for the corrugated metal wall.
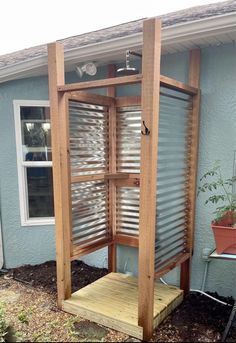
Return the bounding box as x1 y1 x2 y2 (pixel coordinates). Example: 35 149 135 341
117 106 141 173
68 93 192 265
69 101 108 176
155 88 192 272
71 180 109 248
116 187 140 236
69 100 109 248
116 106 141 237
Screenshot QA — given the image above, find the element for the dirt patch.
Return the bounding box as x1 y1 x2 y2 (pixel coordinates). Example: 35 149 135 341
2 261 235 342
73 320 109 340
0 274 127 342
151 292 236 342
11 260 107 293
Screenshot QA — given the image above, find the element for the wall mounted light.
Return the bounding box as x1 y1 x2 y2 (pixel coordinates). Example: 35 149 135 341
75 62 97 78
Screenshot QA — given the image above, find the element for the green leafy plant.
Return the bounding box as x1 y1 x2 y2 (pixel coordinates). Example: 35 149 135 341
198 161 236 226
0 303 8 342
17 307 32 324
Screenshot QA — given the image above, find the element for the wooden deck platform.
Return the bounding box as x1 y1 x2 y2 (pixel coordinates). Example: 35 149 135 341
62 272 183 339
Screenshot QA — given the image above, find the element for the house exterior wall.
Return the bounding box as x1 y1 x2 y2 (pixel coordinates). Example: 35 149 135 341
0 76 55 267
0 43 235 297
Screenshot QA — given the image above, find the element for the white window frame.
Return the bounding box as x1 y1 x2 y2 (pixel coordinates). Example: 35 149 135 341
14 100 55 226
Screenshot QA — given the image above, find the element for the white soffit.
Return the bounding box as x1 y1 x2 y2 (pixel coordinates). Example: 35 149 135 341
0 12 236 83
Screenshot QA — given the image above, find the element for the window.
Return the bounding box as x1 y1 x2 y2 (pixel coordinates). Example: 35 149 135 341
14 100 54 226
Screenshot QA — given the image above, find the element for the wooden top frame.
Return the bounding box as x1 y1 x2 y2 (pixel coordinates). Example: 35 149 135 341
57 73 198 96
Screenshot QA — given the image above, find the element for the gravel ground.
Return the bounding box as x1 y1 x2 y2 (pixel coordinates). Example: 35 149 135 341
0 274 127 342
0 261 235 342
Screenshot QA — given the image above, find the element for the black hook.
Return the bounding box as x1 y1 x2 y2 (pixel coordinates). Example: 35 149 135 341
141 121 150 135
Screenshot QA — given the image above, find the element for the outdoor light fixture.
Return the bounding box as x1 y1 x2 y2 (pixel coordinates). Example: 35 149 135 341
75 62 97 78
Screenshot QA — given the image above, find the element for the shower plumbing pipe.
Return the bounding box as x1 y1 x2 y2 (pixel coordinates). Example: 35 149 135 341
127 50 142 58
201 259 210 292
159 278 232 307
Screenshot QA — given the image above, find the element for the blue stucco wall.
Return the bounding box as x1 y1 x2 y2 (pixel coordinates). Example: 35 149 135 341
0 43 235 298
192 43 236 297
0 76 55 267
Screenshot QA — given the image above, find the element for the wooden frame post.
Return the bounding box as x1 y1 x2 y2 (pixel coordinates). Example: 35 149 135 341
138 18 162 340
180 49 201 294
48 43 72 307
107 64 117 272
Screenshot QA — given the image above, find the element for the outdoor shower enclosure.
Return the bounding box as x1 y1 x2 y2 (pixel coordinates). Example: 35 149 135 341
48 19 200 340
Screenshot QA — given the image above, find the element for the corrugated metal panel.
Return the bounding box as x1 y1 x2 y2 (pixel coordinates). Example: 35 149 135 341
116 106 141 173
155 87 192 271
69 100 108 176
116 187 140 236
71 180 109 248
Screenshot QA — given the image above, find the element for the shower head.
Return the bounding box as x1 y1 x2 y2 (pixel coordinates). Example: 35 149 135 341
116 50 139 76
116 66 138 76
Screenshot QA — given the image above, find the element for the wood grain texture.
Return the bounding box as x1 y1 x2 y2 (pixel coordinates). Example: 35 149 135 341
180 48 201 294
47 43 72 307
58 74 142 92
71 239 113 260
155 253 190 278
160 75 198 95
116 96 141 107
138 18 162 341
107 64 117 273
115 234 139 247
63 273 183 340
68 90 114 106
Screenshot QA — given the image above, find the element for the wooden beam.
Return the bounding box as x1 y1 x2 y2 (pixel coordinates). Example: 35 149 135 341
58 74 142 92
71 174 105 184
180 48 201 294
107 64 117 273
160 75 198 95
180 258 190 296
47 43 72 307
71 173 138 184
68 91 114 106
72 240 113 260
116 96 141 107
104 173 129 180
155 253 190 278
115 178 140 188
138 18 162 341
115 234 139 248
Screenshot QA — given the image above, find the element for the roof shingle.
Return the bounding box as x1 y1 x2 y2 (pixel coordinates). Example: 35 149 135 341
0 0 235 69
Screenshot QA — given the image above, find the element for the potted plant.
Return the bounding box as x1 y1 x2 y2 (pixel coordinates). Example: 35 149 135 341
198 161 236 254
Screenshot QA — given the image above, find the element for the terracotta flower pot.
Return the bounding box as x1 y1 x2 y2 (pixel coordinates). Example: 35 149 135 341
211 212 236 254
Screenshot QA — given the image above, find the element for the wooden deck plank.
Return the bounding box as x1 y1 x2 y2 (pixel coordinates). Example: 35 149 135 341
62 300 144 339
63 273 183 340
74 281 174 314
65 296 138 322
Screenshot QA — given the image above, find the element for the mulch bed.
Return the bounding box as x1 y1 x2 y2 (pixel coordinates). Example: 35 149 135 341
9 261 236 342
12 260 107 293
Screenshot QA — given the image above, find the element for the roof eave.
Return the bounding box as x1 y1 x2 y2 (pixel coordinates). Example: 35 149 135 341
0 11 236 84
